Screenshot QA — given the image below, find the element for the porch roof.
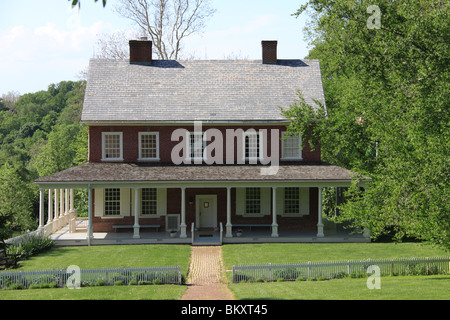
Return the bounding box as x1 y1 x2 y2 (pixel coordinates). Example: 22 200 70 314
35 162 364 186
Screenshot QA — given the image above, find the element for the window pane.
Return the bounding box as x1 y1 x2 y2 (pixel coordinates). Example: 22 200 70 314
284 187 299 214
245 134 260 159
283 135 301 158
104 134 121 159
189 133 204 158
246 187 260 214
105 188 120 216
141 188 157 215
141 133 157 159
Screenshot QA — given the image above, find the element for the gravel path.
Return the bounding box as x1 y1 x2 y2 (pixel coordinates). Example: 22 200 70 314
181 246 234 300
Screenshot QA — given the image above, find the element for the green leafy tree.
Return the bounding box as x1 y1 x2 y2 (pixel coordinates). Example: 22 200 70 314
287 0 449 249
0 164 35 240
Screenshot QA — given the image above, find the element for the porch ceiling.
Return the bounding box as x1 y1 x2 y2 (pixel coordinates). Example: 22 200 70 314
35 162 365 186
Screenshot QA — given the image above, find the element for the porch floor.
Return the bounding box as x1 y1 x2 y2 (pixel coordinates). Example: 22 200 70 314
50 223 370 246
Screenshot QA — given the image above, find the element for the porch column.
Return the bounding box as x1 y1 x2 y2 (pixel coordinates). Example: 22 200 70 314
47 189 53 223
133 188 140 239
180 187 187 238
39 188 44 228
317 187 324 237
54 189 58 219
65 189 69 214
226 187 233 237
70 189 74 213
271 187 278 237
87 185 93 245
59 189 64 218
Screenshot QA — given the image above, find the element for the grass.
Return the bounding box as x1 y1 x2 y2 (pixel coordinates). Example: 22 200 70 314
0 284 186 300
221 242 449 269
1 242 448 300
228 275 450 300
15 244 192 276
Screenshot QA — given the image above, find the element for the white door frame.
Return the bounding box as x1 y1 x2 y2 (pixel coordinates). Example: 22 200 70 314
195 195 217 229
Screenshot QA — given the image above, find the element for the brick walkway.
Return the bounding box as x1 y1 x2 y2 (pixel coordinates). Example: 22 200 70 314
181 246 234 300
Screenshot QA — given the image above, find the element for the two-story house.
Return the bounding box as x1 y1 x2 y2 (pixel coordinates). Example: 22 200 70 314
35 39 368 245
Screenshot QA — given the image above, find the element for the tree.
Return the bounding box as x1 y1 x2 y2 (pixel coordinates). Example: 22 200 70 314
70 0 107 8
0 163 35 240
287 0 449 249
115 0 215 59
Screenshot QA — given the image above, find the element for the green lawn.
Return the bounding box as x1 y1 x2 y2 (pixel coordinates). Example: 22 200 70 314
228 275 450 300
221 242 449 269
0 284 186 300
1 242 449 300
15 244 192 276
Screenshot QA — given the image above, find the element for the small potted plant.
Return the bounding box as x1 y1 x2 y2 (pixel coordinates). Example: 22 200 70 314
236 229 243 237
169 230 177 238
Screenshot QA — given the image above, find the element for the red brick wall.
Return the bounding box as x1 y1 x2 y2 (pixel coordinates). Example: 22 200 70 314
88 125 321 163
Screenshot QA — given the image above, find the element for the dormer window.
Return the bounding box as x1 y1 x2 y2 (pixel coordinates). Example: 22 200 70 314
139 132 159 161
102 132 123 161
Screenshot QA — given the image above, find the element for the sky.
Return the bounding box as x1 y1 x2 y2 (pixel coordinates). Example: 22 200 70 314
0 0 309 96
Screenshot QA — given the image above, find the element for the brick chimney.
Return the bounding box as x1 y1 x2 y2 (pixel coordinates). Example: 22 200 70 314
129 38 152 64
262 40 278 64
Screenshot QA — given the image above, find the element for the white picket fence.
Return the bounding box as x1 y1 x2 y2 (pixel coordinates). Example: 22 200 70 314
0 266 182 289
232 256 450 283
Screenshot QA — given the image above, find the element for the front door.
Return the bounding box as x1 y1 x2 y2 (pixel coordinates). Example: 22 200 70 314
196 195 217 229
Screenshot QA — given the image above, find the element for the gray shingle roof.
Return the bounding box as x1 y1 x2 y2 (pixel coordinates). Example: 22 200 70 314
35 163 357 185
81 59 326 123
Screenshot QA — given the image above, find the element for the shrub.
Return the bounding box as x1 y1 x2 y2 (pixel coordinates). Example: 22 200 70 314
95 280 106 287
114 280 124 286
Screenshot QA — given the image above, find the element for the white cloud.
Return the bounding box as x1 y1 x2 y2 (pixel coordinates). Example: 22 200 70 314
0 20 112 94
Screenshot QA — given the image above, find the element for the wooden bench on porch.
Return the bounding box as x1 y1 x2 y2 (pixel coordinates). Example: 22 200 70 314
112 225 161 232
232 224 272 232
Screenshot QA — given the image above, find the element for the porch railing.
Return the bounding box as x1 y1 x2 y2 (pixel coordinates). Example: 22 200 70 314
232 256 450 283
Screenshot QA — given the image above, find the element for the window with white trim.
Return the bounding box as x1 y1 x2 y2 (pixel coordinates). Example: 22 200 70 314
141 188 157 215
139 132 159 160
188 132 205 160
284 187 300 214
104 188 120 216
245 187 261 214
102 132 123 161
243 132 262 161
282 132 302 159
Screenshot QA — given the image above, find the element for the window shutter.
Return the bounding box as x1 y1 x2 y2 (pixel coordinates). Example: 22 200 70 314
120 188 130 216
299 187 310 216
157 188 167 216
276 187 284 215
236 188 245 215
94 189 103 217
260 188 271 215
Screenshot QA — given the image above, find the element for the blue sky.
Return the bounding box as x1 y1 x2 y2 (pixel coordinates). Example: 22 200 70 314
0 0 309 95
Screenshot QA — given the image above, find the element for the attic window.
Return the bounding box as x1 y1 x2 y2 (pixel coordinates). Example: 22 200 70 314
102 132 123 161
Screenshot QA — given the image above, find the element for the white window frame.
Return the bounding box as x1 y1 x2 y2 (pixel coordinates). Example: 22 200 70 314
138 132 160 161
245 187 261 216
102 132 123 161
141 188 158 215
284 187 300 216
104 188 121 216
281 132 303 160
242 131 264 162
186 131 206 162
